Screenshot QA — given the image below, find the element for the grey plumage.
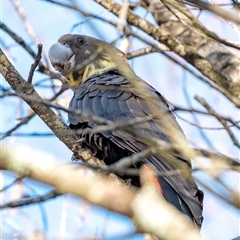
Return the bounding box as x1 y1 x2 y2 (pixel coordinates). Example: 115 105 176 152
49 34 204 227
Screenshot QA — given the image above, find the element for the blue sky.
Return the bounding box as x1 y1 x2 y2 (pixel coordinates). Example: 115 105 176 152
1 0 239 239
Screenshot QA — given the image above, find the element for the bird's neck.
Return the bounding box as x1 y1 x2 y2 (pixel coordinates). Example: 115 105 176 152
67 59 117 88
83 61 117 82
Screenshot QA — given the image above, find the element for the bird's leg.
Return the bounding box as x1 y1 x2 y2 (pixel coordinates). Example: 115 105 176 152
76 128 104 157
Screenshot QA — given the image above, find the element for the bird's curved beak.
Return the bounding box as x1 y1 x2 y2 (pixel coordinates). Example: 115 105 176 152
48 42 75 76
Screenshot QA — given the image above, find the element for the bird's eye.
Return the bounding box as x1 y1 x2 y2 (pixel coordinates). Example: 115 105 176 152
62 42 66 45
78 37 84 44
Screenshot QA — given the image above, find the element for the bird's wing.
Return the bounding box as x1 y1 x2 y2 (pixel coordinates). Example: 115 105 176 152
69 71 203 226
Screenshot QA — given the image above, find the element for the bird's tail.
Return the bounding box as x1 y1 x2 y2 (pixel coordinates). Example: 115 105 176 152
142 163 204 227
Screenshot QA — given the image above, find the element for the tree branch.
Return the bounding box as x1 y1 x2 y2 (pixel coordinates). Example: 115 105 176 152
1 190 61 208
0 47 99 164
1 145 202 240
27 44 43 83
94 0 240 99
142 0 240 89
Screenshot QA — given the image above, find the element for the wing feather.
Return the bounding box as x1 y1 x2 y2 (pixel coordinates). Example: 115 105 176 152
68 72 203 226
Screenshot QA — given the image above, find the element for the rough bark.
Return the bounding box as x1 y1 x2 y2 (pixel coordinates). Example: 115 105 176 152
142 0 240 84
0 48 97 162
94 0 240 99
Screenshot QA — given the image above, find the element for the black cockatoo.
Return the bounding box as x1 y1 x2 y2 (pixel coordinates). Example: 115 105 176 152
49 34 204 227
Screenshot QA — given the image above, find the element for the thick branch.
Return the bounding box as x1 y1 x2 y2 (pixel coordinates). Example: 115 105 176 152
142 0 240 86
94 0 240 99
0 47 98 163
1 146 202 240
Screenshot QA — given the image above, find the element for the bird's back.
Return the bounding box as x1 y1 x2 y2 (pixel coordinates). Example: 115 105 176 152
68 71 203 227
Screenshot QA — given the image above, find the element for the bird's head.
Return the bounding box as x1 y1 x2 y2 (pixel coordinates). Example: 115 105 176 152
49 34 129 87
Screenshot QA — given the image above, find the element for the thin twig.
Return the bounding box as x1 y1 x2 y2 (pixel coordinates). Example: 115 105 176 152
0 22 54 77
0 21 36 58
9 0 50 67
175 112 239 130
27 44 43 83
0 85 67 140
183 0 240 24
171 104 240 129
0 190 61 208
0 177 24 192
195 96 240 148
162 0 240 50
